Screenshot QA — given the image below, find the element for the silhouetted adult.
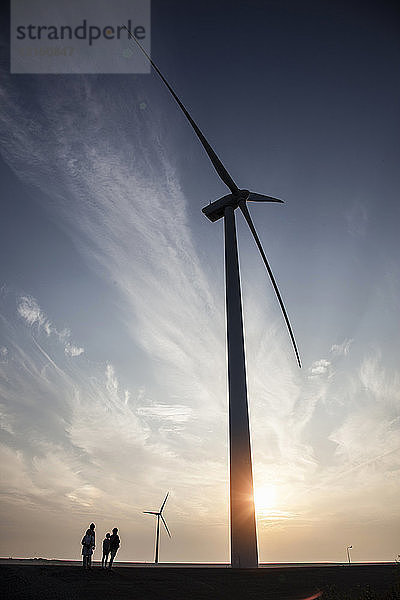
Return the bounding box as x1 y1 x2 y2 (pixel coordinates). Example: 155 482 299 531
108 527 120 569
102 532 111 568
81 523 95 570
88 522 96 568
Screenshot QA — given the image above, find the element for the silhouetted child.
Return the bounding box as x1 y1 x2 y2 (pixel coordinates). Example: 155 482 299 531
102 533 111 568
108 527 120 569
81 525 95 570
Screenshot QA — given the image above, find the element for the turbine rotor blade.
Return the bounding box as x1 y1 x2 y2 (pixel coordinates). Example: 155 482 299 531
248 192 284 203
143 511 158 515
239 201 301 368
160 492 169 513
123 26 238 194
161 515 172 538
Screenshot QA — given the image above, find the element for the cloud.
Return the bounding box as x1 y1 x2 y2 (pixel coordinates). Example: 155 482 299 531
0 76 224 413
0 346 8 363
137 403 193 423
105 363 118 396
331 338 353 356
1 287 227 507
17 295 48 328
308 358 331 377
64 343 84 357
17 296 74 347
329 353 400 465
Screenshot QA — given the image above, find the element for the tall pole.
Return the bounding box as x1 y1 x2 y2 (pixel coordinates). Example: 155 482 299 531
155 515 160 564
224 205 258 568
347 545 352 564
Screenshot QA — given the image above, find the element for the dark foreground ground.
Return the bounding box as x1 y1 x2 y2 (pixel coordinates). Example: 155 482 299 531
1 564 399 600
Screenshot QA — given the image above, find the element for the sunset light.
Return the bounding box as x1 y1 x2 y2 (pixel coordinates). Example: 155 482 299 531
0 0 398 569
254 484 278 516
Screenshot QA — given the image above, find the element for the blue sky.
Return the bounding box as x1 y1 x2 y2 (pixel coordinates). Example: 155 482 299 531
0 0 399 562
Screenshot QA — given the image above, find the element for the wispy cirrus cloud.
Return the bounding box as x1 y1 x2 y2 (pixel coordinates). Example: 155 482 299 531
0 290 228 554
17 295 83 357
331 338 353 356
330 352 400 465
0 346 8 363
0 76 224 418
18 295 48 328
308 358 331 377
64 343 84 357
137 402 193 423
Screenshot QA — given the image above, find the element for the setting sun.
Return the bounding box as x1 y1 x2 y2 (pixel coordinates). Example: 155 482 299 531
254 484 278 515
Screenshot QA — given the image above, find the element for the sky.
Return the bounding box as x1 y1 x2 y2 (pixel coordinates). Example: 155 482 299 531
0 0 399 563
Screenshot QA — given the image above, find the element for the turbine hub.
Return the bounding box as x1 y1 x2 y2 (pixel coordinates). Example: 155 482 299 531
238 189 250 201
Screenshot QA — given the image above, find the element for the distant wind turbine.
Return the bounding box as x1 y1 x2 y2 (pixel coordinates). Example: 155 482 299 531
144 492 171 564
124 27 301 569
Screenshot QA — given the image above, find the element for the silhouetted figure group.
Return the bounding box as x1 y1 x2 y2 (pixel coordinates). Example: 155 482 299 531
81 522 120 570
102 528 120 569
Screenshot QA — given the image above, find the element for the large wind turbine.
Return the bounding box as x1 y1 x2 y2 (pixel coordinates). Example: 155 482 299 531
144 492 171 564
124 28 301 569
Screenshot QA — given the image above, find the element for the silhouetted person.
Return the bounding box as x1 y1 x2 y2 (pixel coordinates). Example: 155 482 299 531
108 527 120 569
102 533 111 568
88 522 96 567
81 524 95 570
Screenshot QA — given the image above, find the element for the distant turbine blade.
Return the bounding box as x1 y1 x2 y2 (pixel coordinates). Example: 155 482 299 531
239 201 302 369
123 26 238 194
160 492 169 513
248 192 284 203
161 515 172 538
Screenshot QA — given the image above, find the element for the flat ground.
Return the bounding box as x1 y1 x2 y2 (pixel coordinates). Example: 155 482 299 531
1 563 399 600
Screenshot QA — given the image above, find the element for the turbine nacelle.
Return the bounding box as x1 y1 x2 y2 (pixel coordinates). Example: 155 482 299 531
202 190 283 223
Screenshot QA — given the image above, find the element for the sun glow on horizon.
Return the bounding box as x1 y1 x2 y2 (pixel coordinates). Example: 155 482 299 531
254 484 297 523
254 484 278 516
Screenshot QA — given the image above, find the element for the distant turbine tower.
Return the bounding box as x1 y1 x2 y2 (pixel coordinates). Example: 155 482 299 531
144 492 171 564
125 28 301 569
